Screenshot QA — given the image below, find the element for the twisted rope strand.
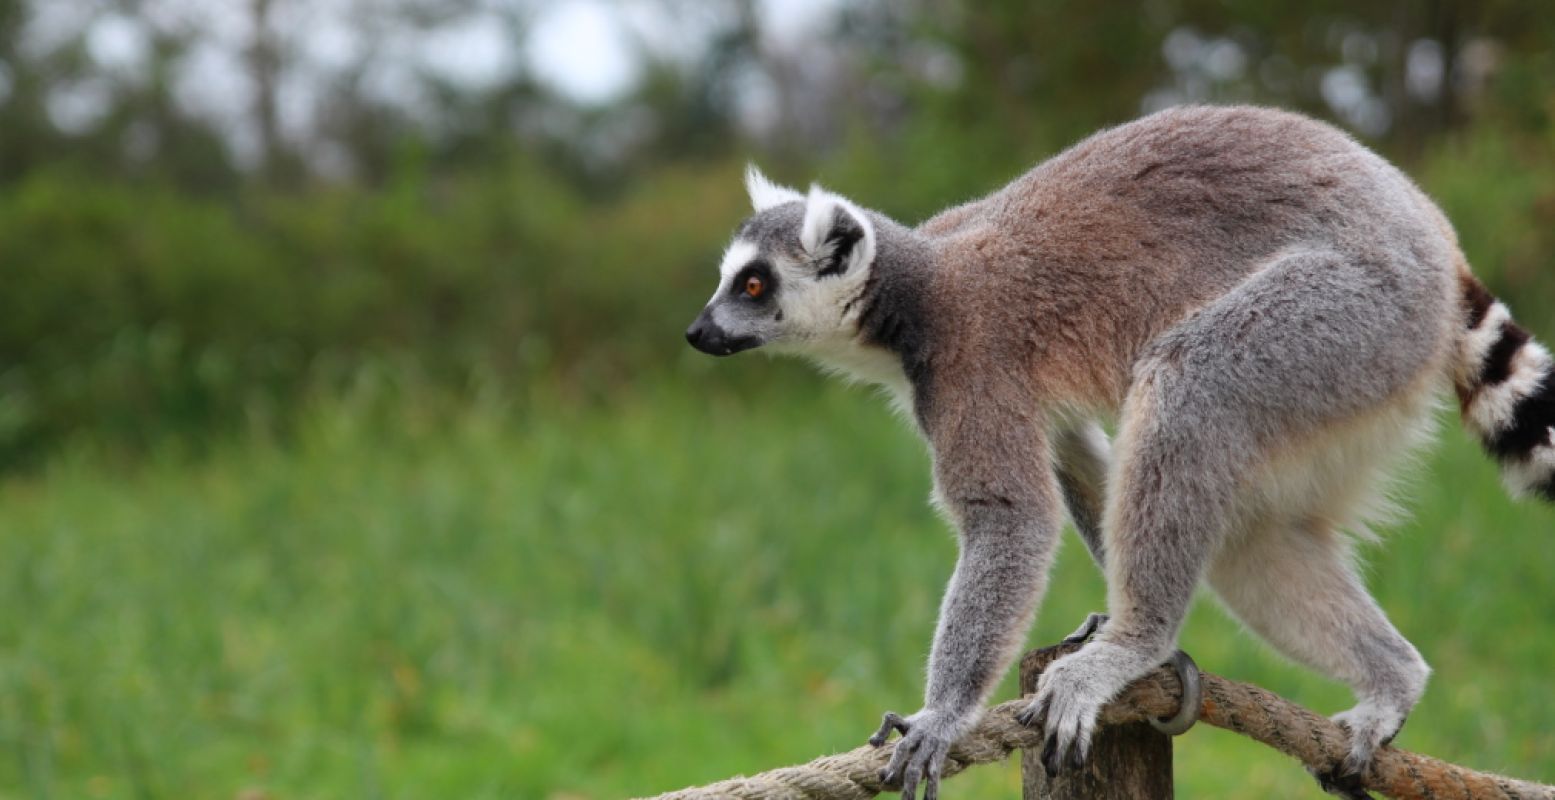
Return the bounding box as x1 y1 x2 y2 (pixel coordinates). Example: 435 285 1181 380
641 644 1554 800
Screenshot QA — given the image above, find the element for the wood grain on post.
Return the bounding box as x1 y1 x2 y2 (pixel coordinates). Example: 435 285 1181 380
1020 649 1175 800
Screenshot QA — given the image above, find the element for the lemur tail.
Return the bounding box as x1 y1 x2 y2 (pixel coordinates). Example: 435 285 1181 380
1454 273 1555 501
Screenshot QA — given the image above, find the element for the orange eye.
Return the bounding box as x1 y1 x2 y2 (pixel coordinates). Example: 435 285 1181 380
744 275 765 298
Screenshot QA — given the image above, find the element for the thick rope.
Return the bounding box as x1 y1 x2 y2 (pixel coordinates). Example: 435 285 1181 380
641 643 1554 800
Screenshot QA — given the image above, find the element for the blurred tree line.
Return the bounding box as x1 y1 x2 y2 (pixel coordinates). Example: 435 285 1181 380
0 0 1552 468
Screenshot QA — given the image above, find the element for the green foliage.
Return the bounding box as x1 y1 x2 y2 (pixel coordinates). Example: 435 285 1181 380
0 148 810 468
1418 124 1555 310
0 382 1549 799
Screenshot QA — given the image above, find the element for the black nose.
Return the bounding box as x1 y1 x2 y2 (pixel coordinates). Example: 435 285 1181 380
685 322 706 347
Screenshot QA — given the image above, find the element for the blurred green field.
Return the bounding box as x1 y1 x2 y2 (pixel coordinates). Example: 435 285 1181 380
2 366 1551 799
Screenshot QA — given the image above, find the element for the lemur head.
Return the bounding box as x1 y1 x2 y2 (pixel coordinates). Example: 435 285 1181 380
685 165 877 357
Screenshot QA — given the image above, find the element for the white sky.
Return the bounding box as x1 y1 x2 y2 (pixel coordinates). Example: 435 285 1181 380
527 0 637 105
24 0 843 164
527 0 844 104
62 0 847 105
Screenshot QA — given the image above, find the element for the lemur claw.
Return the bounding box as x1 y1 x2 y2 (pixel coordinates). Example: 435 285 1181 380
869 711 910 748
1061 612 1110 645
1039 723 1087 778
1039 731 1061 778
1013 694 1047 729
1308 764 1373 800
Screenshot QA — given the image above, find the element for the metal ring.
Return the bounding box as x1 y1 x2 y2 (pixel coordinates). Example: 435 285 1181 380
1148 650 1202 736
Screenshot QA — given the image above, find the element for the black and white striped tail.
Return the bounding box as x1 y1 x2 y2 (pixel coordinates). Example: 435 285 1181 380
1456 276 1555 502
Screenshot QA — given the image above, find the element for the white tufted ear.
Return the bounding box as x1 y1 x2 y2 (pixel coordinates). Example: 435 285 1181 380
799 184 877 278
745 163 804 211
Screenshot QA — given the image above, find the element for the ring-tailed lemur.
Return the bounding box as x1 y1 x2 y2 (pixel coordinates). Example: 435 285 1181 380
684 105 1554 800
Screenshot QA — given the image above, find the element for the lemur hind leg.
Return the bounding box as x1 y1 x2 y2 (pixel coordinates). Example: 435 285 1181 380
1210 515 1430 784
1024 246 1452 777
1219 382 1440 787
1029 359 1245 776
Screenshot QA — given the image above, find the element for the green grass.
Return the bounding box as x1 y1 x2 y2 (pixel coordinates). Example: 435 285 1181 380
1 368 1552 799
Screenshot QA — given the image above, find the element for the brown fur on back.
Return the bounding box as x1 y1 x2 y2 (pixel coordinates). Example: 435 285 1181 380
918 106 1459 411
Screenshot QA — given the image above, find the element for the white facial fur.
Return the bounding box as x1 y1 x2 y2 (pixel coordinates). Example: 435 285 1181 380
776 192 874 343
697 168 892 385
764 184 878 348
713 239 760 296
770 189 899 390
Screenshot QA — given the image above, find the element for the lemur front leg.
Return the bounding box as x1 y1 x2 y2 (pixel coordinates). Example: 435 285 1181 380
871 389 1062 800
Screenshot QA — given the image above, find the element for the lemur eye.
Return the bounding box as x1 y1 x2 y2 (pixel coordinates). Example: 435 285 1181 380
744 275 765 298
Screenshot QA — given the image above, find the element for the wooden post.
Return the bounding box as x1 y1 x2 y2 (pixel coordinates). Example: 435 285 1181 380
1020 650 1174 799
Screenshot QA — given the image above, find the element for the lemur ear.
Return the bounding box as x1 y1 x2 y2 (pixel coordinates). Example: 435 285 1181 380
745 163 804 211
800 184 877 278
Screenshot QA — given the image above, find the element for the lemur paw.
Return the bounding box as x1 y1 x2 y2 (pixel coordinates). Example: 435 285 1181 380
1307 702 1404 798
1060 612 1109 645
1326 701 1406 786
869 709 960 800
1016 648 1117 777
1336 704 1405 771
1307 764 1373 800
